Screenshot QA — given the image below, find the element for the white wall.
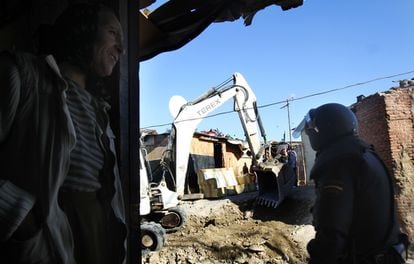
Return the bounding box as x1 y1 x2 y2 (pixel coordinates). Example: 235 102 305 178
301 131 316 185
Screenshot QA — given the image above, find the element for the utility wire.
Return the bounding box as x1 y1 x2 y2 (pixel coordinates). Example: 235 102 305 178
258 70 414 108
141 70 414 130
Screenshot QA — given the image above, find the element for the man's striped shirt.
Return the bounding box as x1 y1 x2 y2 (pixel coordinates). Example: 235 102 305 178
63 79 104 192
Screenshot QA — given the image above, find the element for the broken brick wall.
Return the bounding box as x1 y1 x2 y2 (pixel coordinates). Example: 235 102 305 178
353 87 414 245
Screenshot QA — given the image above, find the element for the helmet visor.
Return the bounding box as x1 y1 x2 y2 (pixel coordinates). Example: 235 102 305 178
292 111 317 138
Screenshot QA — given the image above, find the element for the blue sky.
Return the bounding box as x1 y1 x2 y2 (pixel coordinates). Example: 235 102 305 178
139 0 414 141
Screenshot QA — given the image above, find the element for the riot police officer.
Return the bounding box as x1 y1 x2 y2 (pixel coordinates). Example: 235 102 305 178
293 103 409 264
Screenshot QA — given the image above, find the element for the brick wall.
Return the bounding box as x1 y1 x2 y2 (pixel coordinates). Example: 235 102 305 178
353 93 392 170
353 87 414 248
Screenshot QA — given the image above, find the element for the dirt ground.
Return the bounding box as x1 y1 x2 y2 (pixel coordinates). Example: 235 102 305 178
142 186 317 264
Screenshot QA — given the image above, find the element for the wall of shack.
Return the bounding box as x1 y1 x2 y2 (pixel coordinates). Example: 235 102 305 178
190 135 249 189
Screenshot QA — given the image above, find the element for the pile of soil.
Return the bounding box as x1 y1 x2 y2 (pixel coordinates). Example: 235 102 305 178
142 186 317 264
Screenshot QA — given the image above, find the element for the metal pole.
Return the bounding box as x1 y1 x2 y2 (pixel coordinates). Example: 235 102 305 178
281 99 292 144
287 99 292 144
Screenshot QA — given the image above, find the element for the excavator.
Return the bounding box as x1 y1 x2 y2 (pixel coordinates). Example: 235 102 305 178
140 72 296 253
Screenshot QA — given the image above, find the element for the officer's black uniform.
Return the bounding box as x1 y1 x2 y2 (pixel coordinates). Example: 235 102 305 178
293 103 408 264
308 135 400 263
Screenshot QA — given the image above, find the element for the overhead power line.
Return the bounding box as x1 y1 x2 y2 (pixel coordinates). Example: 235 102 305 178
141 70 414 130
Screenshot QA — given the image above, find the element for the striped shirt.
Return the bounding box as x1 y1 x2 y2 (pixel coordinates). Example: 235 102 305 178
62 79 104 192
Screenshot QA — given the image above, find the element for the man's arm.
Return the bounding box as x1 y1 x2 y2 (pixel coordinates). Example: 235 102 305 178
0 51 37 242
0 51 20 141
307 160 356 263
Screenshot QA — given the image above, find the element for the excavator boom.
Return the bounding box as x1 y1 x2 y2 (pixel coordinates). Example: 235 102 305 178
165 72 296 207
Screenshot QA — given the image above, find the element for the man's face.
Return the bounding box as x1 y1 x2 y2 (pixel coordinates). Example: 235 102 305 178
91 10 123 77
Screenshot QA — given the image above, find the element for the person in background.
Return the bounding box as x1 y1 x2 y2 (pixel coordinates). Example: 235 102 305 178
278 145 289 164
293 103 409 264
287 145 298 186
0 3 127 263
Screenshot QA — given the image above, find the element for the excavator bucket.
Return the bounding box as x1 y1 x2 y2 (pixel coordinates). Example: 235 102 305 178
254 162 296 208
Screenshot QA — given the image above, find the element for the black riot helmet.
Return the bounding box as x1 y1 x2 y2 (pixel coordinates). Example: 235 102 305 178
295 103 359 151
